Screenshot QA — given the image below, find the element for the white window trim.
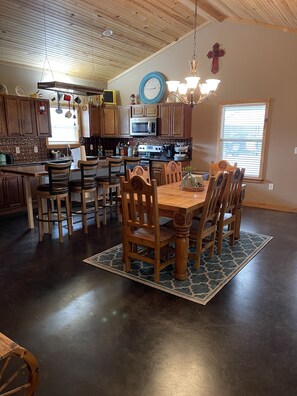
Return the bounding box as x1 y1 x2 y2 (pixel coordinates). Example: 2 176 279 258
217 98 270 182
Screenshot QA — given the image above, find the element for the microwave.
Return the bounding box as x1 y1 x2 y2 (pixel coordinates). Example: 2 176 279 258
130 117 157 136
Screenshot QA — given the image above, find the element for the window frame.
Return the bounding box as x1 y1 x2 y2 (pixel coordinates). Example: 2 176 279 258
46 104 82 149
217 98 270 182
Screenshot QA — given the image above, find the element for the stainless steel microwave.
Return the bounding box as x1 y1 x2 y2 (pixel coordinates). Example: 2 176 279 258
130 117 157 136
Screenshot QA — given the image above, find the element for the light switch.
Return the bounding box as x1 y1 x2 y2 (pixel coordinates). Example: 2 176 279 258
34 146 38 153
16 146 20 154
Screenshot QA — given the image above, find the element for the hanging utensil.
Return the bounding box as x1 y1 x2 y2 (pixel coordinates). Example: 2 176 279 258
56 92 63 114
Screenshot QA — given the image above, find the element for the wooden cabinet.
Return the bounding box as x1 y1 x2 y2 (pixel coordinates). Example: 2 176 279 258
131 104 158 117
0 173 24 213
117 106 131 137
34 99 51 137
0 96 7 137
4 95 36 137
159 103 192 138
102 105 117 137
89 104 101 136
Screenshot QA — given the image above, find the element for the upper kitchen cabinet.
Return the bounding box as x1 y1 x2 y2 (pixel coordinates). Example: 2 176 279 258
117 105 131 137
131 104 158 117
4 95 36 137
0 96 7 137
34 99 51 137
89 104 101 136
101 105 117 137
158 103 192 138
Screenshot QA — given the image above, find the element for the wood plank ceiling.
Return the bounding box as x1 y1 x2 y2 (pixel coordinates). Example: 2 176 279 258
0 0 296 83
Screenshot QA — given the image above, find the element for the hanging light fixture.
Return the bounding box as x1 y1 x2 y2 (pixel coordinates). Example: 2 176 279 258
166 0 220 108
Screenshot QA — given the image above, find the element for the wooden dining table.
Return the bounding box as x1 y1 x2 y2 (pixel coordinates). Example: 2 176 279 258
156 181 245 281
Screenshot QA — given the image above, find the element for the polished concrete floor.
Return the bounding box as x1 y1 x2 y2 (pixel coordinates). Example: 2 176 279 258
0 207 296 396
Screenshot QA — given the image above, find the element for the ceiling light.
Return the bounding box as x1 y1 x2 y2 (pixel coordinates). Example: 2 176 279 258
166 0 220 108
102 29 113 37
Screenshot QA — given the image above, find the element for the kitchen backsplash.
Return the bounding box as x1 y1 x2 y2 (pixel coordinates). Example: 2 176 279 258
0 137 48 163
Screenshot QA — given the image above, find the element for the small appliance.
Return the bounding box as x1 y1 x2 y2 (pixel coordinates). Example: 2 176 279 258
6 153 14 164
0 152 6 165
130 117 157 136
137 145 163 159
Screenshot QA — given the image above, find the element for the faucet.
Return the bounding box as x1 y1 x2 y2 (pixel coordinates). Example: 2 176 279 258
67 144 71 158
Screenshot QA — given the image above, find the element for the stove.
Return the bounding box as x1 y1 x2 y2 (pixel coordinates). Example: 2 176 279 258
137 145 164 158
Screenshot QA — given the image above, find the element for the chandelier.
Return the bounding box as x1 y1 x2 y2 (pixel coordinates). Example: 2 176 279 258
166 0 220 108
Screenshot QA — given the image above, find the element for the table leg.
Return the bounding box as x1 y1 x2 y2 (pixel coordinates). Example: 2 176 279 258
173 212 192 280
23 176 34 229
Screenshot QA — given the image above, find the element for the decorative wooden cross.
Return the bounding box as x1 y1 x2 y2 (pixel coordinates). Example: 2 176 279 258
207 43 225 74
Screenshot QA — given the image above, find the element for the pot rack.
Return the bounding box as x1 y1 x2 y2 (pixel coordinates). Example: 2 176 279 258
37 81 104 96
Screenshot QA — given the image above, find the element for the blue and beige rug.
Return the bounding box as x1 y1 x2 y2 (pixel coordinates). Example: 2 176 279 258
84 231 272 305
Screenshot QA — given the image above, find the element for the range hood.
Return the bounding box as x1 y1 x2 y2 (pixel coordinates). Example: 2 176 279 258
37 81 104 96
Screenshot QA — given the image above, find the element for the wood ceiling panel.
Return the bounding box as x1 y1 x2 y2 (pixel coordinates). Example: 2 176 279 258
0 0 296 82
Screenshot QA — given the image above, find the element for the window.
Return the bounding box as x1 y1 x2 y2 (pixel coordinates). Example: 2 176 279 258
47 106 80 146
218 100 270 181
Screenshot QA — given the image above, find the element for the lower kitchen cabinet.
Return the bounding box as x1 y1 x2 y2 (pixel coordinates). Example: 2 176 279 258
0 173 24 213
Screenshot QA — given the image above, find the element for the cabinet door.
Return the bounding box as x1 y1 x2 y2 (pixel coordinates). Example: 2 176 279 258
102 105 117 137
0 96 7 137
19 97 36 136
145 104 158 117
35 99 51 137
5 96 21 136
131 105 145 117
117 106 131 137
131 104 158 117
0 176 6 208
158 104 170 136
89 105 101 136
171 103 192 138
5 175 24 207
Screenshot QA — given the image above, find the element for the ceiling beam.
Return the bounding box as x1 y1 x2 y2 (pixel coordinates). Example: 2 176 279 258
178 0 227 22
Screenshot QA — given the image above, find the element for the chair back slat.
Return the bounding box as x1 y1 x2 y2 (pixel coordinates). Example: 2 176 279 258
78 159 99 188
162 161 182 184
108 158 122 182
221 168 245 216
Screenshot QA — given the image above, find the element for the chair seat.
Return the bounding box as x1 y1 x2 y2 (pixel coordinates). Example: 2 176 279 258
130 225 176 243
69 178 96 190
37 183 68 194
95 176 120 184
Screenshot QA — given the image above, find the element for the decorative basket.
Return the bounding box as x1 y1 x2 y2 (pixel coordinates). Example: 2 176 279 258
181 185 205 192
180 172 205 192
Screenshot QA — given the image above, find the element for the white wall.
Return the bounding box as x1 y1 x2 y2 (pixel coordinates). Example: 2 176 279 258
108 21 297 211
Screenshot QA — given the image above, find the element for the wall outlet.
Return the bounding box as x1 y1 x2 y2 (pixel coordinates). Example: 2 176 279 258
269 183 274 190
90 144 94 150
34 146 38 153
294 147 297 154
15 146 20 154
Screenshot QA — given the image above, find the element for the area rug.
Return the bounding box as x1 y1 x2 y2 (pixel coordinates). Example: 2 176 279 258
84 231 272 305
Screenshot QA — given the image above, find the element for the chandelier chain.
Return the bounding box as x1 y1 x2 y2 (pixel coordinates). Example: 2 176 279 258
192 0 197 62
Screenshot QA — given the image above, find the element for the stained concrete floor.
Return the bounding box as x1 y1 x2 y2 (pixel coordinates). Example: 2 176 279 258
0 207 296 396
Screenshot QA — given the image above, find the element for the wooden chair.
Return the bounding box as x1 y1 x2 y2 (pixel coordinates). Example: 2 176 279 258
209 159 238 178
188 172 228 270
69 159 100 233
120 175 176 282
162 161 182 184
0 332 39 396
126 165 151 184
96 158 122 225
216 168 245 254
37 161 72 243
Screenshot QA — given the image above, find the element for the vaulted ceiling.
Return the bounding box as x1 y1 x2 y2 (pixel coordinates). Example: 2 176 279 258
0 0 296 83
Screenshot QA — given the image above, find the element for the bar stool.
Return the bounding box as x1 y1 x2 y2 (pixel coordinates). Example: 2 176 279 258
96 158 122 225
37 161 72 243
69 159 100 233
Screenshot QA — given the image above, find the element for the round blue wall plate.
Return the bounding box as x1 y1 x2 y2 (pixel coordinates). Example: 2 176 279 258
139 72 166 104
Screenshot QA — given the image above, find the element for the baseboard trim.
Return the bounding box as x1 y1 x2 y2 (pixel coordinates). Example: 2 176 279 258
244 201 297 213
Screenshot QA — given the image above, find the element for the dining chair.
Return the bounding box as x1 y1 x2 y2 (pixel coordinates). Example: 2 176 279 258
120 175 176 282
188 172 229 270
209 159 238 178
216 168 245 254
96 158 122 225
69 159 100 233
162 161 182 184
37 161 72 243
126 165 151 183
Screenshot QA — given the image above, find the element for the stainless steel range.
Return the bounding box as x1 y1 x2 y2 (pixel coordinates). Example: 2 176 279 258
137 144 164 158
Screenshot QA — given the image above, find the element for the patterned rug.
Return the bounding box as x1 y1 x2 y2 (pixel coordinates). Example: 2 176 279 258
84 231 272 305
